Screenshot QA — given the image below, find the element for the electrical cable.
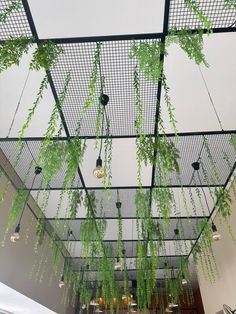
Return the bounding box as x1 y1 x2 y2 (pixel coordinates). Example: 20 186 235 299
198 66 224 131
7 69 30 138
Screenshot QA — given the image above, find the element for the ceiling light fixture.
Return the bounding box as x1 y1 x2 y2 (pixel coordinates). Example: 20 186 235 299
191 161 222 242
212 223 221 241
10 166 42 243
182 277 188 285
59 275 65 288
165 307 173 313
93 94 109 179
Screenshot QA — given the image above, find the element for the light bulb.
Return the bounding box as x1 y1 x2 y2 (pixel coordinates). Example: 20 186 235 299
182 278 188 285
93 157 104 179
90 299 99 306
59 275 64 288
130 299 137 306
212 223 221 241
114 259 122 271
165 307 173 313
82 304 86 310
169 302 178 308
10 232 20 243
10 224 20 243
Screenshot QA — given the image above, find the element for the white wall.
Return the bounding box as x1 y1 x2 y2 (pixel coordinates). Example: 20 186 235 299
0 156 75 314
198 187 236 314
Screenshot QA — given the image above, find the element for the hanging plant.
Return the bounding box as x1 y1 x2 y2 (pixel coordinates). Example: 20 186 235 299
152 188 173 225
230 134 236 152
0 36 34 72
130 40 165 83
30 41 63 71
102 127 112 193
224 0 236 9
69 190 83 219
215 188 232 218
84 42 102 111
38 72 71 161
184 0 212 32
0 0 22 23
6 189 28 229
35 218 46 250
117 202 123 261
18 75 49 144
167 28 208 66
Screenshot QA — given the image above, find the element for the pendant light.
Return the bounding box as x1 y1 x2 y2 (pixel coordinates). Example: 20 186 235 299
59 275 65 288
212 222 221 241
192 161 221 241
181 277 188 285
10 166 42 243
93 94 109 179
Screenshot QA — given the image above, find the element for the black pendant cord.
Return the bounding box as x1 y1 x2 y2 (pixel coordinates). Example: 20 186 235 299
98 109 105 158
195 170 213 220
17 171 38 226
7 69 31 138
198 66 224 131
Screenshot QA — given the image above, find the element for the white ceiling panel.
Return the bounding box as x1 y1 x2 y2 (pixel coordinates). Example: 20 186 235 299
0 47 63 138
28 0 165 39
81 139 152 187
161 32 236 133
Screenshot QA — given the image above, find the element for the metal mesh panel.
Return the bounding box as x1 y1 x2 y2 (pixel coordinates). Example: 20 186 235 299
155 133 236 186
0 140 82 189
168 0 236 30
0 0 32 40
51 40 158 137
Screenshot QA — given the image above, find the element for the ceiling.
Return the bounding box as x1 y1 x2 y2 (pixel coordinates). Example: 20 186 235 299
0 0 236 286
0 282 56 314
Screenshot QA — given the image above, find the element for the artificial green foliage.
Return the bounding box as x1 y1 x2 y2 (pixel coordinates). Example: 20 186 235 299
52 240 63 271
134 68 145 186
69 190 83 219
224 0 236 9
84 43 102 111
103 125 113 192
215 188 232 218
0 0 22 23
39 72 71 160
130 41 166 83
30 41 63 71
184 0 212 32
153 188 173 225
35 218 46 249
18 75 49 144
156 137 180 174
7 189 28 228
0 36 33 72
41 141 66 187
64 136 87 189
168 28 208 66
162 75 178 135
230 134 236 152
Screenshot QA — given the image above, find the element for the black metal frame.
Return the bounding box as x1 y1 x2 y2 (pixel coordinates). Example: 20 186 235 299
1 0 236 280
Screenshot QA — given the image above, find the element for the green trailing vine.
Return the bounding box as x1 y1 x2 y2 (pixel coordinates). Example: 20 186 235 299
84 43 102 111
224 0 236 9
18 75 49 144
0 1 22 23
230 134 236 152
215 188 232 218
167 28 208 66
130 40 165 83
184 0 212 32
69 190 83 219
0 36 33 73
103 123 112 192
30 41 63 71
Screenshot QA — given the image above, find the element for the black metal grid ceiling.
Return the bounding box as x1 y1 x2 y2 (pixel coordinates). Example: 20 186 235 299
0 140 82 189
168 0 236 30
0 0 32 40
0 131 234 189
71 256 185 272
51 40 158 137
48 217 205 241
155 132 236 186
